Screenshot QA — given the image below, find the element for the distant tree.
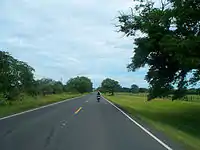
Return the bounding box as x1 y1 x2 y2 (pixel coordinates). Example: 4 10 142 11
0 50 93 103
95 87 102 92
34 79 64 95
35 78 58 95
139 88 148 93
65 76 93 93
116 85 123 92
186 88 198 95
197 89 200 95
101 78 121 95
120 87 131 93
52 81 63 94
131 84 139 93
25 80 40 97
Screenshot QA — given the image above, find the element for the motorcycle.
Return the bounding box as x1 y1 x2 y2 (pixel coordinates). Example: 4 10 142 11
97 95 101 102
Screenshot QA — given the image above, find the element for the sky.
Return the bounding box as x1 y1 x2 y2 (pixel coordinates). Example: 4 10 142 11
0 0 149 88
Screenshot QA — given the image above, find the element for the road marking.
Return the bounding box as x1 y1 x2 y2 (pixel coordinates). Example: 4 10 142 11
74 107 82 115
85 100 88 103
60 120 67 125
0 95 87 121
103 97 173 150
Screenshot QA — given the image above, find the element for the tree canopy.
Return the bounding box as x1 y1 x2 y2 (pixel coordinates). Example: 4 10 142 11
0 51 35 99
101 78 121 95
65 76 93 93
117 0 200 100
131 84 139 93
0 51 93 101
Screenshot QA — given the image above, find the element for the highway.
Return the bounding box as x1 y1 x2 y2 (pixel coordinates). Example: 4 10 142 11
0 93 182 150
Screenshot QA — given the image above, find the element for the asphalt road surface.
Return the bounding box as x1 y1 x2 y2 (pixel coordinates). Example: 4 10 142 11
0 93 182 150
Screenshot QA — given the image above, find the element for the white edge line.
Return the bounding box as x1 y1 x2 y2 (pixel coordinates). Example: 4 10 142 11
0 95 86 121
103 97 173 150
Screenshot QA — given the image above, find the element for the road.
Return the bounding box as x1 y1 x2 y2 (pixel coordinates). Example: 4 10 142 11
0 93 182 150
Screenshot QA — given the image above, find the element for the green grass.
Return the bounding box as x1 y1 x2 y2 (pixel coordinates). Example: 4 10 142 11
105 94 200 150
0 93 84 118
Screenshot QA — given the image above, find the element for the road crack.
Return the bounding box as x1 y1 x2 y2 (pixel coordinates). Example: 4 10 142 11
3 129 13 137
44 127 55 148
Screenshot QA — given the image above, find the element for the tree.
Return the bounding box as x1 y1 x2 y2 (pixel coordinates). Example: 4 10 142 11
36 78 64 95
0 51 35 100
131 84 139 93
37 78 55 95
65 76 93 93
101 78 121 95
0 50 93 103
139 88 148 93
120 87 131 93
52 81 63 94
117 0 200 100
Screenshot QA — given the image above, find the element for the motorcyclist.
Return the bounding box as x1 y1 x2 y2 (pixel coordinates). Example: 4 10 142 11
97 91 101 101
97 91 101 96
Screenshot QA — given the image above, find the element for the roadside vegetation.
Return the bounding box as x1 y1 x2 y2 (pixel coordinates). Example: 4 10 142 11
0 93 84 118
105 93 200 150
0 51 93 117
97 77 200 149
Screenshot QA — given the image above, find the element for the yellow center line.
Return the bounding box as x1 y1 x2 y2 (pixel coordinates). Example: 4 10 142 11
74 107 82 114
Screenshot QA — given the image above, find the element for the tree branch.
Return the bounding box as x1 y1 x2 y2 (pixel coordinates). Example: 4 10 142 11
161 0 165 11
160 0 171 11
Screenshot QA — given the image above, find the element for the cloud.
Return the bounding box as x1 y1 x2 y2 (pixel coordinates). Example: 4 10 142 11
0 0 148 88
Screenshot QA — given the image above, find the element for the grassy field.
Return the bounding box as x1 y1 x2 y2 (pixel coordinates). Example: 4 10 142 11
105 93 200 150
117 92 200 102
0 93 84 118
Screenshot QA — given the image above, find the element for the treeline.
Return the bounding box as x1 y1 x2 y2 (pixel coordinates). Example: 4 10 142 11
0 51 93 102
97 78 200 97
97 78 148 95
187 89 200 95
160 88 200 97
